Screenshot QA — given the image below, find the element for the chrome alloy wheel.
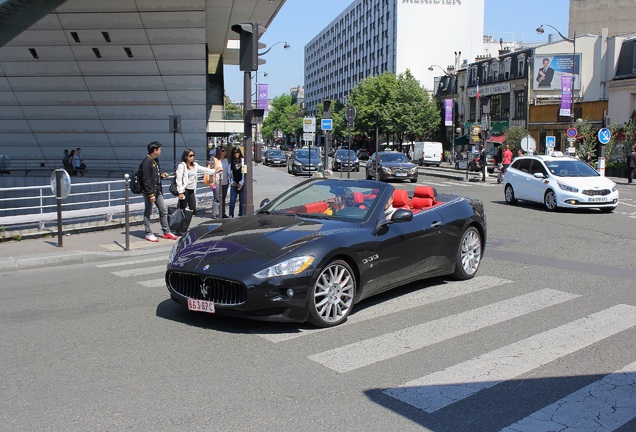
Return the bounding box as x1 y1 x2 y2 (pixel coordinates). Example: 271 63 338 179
457 227 481 279
309 260 355 327
544 190 557 211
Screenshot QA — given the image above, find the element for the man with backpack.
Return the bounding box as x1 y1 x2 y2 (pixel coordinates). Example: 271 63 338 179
140 141 178 242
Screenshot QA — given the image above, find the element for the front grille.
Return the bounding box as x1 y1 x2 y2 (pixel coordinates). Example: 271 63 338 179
168 272 247 305
582 189 611 196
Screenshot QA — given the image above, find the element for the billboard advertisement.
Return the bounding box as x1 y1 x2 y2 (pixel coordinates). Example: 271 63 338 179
533 54 581 91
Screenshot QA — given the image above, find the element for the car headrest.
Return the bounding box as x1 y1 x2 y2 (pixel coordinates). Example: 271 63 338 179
353 191 364 204
414 186 435 199
392 189 409 207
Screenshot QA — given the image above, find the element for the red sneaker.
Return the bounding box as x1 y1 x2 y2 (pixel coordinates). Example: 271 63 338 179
163 232 178 240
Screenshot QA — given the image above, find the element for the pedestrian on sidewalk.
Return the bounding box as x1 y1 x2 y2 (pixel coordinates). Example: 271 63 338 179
73 147 86 176
627 145 636 184
227 147 245 217
215 146 230 218
479 144 487 182
140 141 178 242
175 148 215 216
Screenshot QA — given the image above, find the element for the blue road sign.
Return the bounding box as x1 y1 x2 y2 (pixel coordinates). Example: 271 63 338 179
546 136 556 148
598 128 611 145
321 119 332 131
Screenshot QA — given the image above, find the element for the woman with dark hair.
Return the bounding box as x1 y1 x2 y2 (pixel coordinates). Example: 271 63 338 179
227 147 245 217
175 148 215 216
214 146 230 218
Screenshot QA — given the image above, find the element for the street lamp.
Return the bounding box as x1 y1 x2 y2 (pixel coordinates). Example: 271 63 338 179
536 24 576 129
258 41 290 56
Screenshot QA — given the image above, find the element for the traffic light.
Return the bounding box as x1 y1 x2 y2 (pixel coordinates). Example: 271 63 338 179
231 23 266 72
323 99 332 120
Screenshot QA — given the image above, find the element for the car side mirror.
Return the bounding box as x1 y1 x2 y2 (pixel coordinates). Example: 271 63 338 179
258 198 270 210
391 208 413 222
533 172 546 179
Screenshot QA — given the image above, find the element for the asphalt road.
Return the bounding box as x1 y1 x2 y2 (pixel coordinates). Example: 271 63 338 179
2 168 635 432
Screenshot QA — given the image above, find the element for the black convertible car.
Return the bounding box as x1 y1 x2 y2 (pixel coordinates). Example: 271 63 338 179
165 178 486 327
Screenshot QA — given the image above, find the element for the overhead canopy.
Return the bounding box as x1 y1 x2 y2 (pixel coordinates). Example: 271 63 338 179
454 134 469 146
487 135 506 143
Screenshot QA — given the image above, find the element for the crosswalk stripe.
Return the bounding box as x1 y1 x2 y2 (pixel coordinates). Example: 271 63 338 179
255 276 513 343
384 304 636 413
138 278 166 288
308 289 579 373
112 265 166 278
500 359 636 432
96 257 167 268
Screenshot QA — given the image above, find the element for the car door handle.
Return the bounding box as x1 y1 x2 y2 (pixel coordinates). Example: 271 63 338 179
431 221 442 228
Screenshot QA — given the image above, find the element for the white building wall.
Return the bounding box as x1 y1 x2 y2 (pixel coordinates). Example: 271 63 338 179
395 0 484 91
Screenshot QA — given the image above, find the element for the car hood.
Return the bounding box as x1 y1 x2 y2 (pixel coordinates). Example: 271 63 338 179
553 175 616 189
382 161 415 168
294 156 321 164
170 214 354 270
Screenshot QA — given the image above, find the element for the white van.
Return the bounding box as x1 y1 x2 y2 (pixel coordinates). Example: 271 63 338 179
413 141 443 166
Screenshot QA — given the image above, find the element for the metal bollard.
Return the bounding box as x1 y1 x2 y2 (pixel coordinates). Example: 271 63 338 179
124 173 130 251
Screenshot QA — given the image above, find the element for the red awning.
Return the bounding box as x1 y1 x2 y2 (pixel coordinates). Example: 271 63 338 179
487 135 506 143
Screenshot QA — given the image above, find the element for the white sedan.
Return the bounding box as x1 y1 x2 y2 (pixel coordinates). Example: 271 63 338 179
503 153 619 212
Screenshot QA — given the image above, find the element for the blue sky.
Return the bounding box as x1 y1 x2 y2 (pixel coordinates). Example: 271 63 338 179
223 0 570 101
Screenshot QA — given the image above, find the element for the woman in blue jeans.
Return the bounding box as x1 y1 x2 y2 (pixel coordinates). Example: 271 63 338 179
227 147 244 217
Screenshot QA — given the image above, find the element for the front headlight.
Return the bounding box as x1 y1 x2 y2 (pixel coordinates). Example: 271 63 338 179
293 160 303 166
382 166 392 173
254 256 314 279
557 181 578 193
410 166 418 172
612 183 618 192
335 158 342 163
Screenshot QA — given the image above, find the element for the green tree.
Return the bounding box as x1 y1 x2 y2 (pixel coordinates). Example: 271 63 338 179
261 94 302 144
504 126 527 153
575 121 597 159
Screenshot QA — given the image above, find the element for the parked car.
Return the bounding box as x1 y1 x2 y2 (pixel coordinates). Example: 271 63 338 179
263 149 286 167
287 148 323 176
366 151 418 183
165 177 486 327
503 153 619 212
356 149 370 160
332 149 360 172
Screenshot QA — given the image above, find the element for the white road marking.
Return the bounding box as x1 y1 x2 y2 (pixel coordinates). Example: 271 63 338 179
96 257 167 268
111 265 166 278
500 360 636 432
255 276 513 343
308 289 579 373
138 278 167 288
384 304 636 413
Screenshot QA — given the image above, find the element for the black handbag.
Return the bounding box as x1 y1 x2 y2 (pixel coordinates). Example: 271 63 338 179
169 176 179 196
168 207 193 233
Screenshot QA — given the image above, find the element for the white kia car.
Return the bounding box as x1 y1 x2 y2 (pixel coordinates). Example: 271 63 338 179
503 153 619 212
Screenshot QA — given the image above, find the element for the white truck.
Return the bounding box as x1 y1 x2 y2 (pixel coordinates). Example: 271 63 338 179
413 141 443 166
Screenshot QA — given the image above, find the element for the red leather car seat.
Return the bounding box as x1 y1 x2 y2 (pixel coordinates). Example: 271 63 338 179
392 189 410 209
411 186 436 209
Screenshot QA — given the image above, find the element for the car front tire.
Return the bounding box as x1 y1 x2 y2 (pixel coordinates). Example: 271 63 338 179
504 184 517 205
453 226 482 280
544 190 557 211
366 169 372 180
307 259 355 327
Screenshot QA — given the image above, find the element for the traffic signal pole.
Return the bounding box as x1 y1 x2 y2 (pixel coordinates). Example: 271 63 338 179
243 71 254 215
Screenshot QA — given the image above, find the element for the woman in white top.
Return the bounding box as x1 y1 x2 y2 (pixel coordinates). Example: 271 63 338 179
214 146 230 218
175 148 215 216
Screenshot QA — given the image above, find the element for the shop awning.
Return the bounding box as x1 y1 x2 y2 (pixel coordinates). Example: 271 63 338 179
454 134 469 145
487 135 506 143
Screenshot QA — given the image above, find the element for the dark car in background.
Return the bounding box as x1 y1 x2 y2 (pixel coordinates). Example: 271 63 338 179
332 149 359 172
263 149 286 167
356 149 370 160
287 148 323 175
366 151 418 183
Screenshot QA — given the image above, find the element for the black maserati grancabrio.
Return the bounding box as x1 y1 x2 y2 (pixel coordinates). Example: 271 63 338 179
166 178 486 327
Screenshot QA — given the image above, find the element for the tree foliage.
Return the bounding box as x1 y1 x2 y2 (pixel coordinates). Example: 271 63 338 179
504 126 527 153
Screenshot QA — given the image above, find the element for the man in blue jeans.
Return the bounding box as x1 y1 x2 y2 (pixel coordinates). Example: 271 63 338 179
140 141 178 242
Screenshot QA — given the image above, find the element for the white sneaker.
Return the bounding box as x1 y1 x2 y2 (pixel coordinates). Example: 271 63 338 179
145 234 159 242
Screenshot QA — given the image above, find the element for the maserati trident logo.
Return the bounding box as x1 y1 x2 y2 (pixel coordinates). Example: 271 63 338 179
200 281 208 298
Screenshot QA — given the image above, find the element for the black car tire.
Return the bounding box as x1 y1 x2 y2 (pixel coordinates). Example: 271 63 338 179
504 184 517 205
366 169 372 180
307 259 356 327
544 189 557 211
287 163 291 174
453 226 482 280
410 178 417 183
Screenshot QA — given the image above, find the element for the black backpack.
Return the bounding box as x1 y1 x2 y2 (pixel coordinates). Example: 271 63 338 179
130 163 143 194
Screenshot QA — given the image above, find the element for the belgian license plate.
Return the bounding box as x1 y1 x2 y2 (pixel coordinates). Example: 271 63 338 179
589 197 607 202
395 173 407 177
188 298 215 314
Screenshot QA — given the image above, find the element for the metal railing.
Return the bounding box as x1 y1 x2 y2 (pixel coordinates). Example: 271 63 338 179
0 176 211 235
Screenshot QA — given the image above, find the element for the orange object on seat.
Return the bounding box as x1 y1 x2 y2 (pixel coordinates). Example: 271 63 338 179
392 189 410 209
304 201 329 213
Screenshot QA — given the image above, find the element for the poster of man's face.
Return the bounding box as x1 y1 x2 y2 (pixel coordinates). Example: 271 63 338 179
532 54 581 91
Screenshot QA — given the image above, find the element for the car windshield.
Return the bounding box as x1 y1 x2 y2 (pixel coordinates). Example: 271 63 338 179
295 150 320 159
380 153 409 163
335 150 356 158
268 150 283 157
260 179 386 221
545 159 599 177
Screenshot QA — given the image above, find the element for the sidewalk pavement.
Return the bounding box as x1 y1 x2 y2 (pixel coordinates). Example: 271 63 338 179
0 164 303 272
